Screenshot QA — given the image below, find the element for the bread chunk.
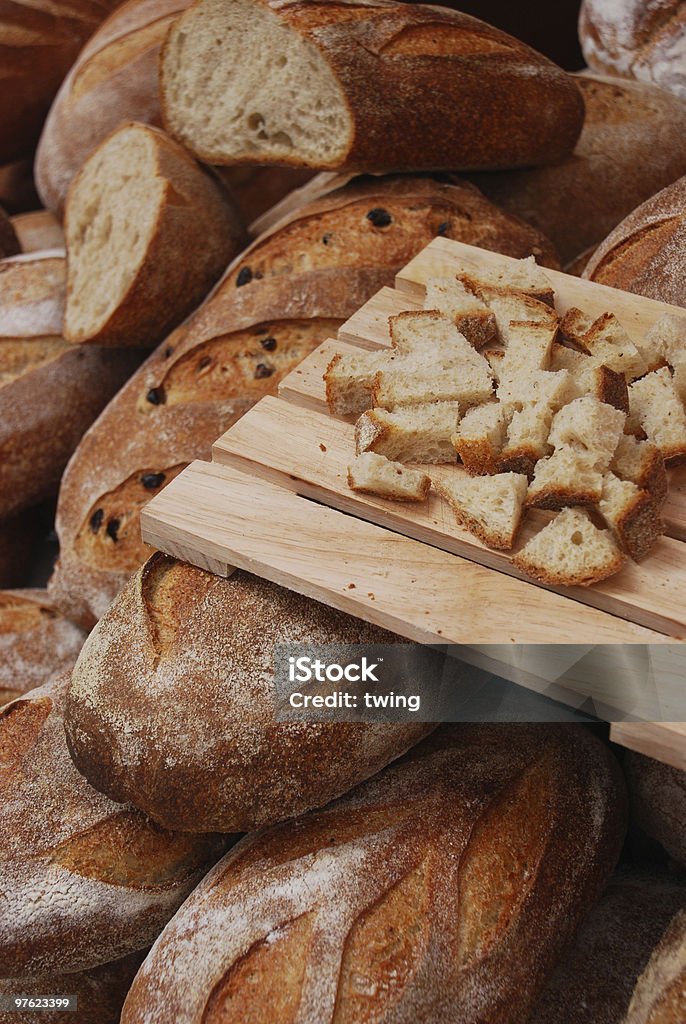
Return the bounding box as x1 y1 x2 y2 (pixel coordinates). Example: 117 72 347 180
347 452 430 501
458 256 555 304
424 276 496 348
548 396 625 468
599 473 663 561
355 402 460 464
497 401 555 477
527 447 604 510
629 367 686 463
513 508 624 586
433 471 528 549
325 348 398 415
497 368 572 412
452 402 509 475
583 313 648 381
611 434 668 509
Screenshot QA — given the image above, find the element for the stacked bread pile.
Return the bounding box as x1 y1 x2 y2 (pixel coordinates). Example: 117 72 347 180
1 0 686 1019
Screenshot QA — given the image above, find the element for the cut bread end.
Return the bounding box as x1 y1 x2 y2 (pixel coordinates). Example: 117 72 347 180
160 0 353 167
513 508 624 587
347 453 430 502
432 471 528 549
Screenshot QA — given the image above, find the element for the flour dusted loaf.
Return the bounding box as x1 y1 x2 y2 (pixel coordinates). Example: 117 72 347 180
64 123 244 348
0 590 85 707
470 74 686 265
160 0 584 174
49 175 558 627
121 724 626 1024
625 909 686 1024
585 175 686 306
65 555 433 832
0 674 230 978
0 0 120 164
580 0 686 100
0 252 140 519
0 953 145 1024
623 750 686 867
527 870 686 1024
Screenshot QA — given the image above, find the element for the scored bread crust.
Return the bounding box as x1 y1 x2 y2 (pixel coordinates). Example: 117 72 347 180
0 253 140 520
160 0 584 173
49 175 559 628
120 724 627 1024
0 589 85 707
64 122 245 348
64 554 433 833
0 674 230 978
625 909 686 1024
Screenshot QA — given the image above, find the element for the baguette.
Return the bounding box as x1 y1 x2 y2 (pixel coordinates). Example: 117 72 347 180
64 555 433 832
120 724 627 1024
625 909 686 1024
0 674 230 978
0 253 140 519
64 123 244 348
622 750 686 868
159 0 584 174
470 74 686 264
0 0 121 164
49 175 554 627
0 590 85 707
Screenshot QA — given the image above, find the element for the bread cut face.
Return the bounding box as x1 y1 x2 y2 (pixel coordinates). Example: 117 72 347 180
161 0 352 166
513 508 623 587
65 126 166 343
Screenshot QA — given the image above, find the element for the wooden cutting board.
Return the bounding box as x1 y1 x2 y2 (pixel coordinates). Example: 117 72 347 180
141 238 686 769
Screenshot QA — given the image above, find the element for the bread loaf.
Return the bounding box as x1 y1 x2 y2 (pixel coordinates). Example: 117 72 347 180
0 206 19 258
0 252 140 518
64 123 244 347
65 555 433 832
160 0 584 174
0 0 121 164
48 175 558 627
625 909 686 1024
527 870 686 1024
470 74 686 265
121 724 626 1024
0 952 145 1024
10 210 64 253
580 0 686 100
0 674 230 978
0 590 85 707
584 175 686 305
623 750 686 867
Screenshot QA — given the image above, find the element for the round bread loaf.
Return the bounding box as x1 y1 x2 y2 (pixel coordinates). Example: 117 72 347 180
623 749 686 867
527 870 686 1024
0 674 230 978
48 174 558 628
65 555 434 832
580 0 686 99
120 724 627 1024
584 176 686 305
469 74 686 265
625 908 686 1024
0 589 85 707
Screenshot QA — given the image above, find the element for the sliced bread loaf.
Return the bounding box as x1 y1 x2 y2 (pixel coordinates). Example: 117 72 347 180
629 367 686 464
64 123 244 348
355 402 460 464
347 452 430 502
513 508 624 586
527 447 604 510
432 471 528 549
599 473 664 561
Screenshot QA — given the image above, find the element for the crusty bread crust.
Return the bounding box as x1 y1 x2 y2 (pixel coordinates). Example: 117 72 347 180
120 724 627 1024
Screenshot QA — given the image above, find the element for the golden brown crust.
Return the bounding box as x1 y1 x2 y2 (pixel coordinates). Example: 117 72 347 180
0 674 230 978
453 436 500 475
526 484 601 511
64 555 433 832
610 489 664 561
121 724 627 1024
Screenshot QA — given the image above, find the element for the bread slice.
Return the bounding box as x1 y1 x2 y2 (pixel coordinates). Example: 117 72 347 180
64 123 243 348
451 402 509 475
372 366 494 411
388 311 491 375
324 348 399 415
432 471 528 549
347 452 430 502
629 367 686 463
355 402 460 464
526 446 604 510
458 256 555 304
611 434 668 509
513 508 624 586
497 401 555 477
497 368 572 412
548 396 626 468
423 277 496 348
583 313 648 381
599 473 663 561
